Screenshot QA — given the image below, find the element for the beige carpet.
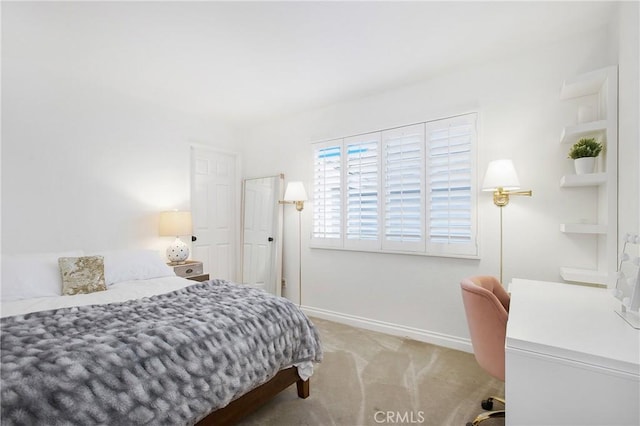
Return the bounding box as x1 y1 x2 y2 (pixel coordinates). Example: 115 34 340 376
237 317 505 426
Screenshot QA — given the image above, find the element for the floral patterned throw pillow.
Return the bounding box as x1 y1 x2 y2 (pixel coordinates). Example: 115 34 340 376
58 256 107 295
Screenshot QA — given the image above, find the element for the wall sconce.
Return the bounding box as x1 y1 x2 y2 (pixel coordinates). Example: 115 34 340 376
159 210 193 265
482 159 532 283
281 181 308 211
482 159 532 207
279 181 308 306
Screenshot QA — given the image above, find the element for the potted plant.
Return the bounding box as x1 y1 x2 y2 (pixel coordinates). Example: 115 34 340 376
567 137 603 175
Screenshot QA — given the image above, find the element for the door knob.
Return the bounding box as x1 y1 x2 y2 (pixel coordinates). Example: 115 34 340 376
268 237 274 242
192 235 197 242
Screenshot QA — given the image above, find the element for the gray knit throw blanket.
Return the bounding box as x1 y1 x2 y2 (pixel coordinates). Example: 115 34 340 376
1 279 322 426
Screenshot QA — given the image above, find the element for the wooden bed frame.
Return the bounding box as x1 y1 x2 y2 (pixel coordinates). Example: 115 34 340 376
196 367 309 425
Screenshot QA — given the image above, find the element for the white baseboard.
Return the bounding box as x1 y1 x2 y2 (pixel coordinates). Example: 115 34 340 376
302 305 473 353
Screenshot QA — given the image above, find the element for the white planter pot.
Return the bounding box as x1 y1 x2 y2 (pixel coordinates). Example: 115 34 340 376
574 157 596 175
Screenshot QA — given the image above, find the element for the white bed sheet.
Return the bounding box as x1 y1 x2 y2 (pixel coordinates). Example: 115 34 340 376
0 275 194 318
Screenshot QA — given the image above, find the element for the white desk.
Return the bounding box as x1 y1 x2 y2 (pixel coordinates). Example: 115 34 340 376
506 279 640 425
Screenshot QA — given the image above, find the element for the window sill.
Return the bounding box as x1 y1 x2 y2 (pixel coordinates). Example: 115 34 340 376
308 243 480 260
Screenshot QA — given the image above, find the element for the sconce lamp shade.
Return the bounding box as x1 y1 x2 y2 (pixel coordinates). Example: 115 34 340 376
283 181 308 212
159 211 193 236
482 159 521 191
284 182 308 202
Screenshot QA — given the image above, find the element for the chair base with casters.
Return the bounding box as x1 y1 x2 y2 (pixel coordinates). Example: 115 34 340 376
460 276 510 426
466 396 505 426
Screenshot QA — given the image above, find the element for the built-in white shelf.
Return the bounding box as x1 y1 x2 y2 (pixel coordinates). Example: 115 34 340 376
560 223 607 234
560 120 607 144
560 68 610 100
560 267 608 286
558 66 617 288
560 172 607 187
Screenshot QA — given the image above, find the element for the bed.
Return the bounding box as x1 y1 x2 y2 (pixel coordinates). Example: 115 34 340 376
0 250 322 425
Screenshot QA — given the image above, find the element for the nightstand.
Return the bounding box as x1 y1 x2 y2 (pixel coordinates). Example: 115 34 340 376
185 273 210 282
169 260 209 282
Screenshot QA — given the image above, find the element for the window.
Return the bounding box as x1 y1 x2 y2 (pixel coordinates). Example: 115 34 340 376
426 115 477 256
382 123 425 252
311 113 478 258
345 133 380 249
312 143 342 245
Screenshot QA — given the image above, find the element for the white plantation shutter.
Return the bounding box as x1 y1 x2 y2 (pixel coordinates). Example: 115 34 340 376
426 114 477 256
382 124 425 252
311 112 477 258
345 133 380 249
312 141 342 246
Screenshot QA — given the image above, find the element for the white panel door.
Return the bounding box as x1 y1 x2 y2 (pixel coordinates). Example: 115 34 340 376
191 147 239 281
242 178 276 292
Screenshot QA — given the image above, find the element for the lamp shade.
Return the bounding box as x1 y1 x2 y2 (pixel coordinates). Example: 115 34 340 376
482 159 521 191
283 182 308 202
159 211 192 236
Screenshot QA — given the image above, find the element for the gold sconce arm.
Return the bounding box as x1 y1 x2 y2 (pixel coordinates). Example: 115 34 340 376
279 200 305 211
493 188 533 207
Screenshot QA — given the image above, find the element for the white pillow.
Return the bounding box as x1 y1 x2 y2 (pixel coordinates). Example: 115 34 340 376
1 250 84 302
92 249 175 285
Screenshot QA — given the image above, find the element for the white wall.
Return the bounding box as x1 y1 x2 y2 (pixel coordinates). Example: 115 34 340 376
240 27 619 349
1 57 235 255
2 3 635 352
616 1 640 242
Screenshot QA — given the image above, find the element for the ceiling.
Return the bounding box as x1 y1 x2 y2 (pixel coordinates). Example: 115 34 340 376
3 1 617 125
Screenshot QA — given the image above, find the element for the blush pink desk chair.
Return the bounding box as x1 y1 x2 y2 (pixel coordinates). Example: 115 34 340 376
460 276 510 426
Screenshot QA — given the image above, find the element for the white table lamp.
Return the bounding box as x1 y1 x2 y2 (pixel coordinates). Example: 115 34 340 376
159 211 193 265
